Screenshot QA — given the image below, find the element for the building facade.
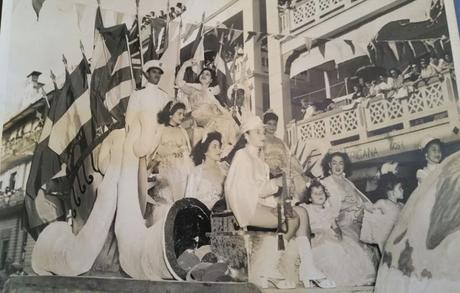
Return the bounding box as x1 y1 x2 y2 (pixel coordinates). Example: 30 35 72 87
0 81 52 279
265 0 460 197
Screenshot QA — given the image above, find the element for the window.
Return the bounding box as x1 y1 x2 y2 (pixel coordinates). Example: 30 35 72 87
9 172 17 190
0 240 9 270
262 83 270 112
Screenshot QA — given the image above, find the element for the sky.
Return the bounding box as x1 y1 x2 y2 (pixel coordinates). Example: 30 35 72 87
0 0 227 123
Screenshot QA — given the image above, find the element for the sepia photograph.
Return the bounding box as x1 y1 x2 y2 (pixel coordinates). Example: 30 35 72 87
0 0 459 292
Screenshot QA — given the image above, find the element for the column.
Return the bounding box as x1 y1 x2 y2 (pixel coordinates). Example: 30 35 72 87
266 0 292 139
242 0 264 115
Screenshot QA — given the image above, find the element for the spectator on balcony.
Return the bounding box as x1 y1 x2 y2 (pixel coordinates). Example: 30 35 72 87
374 74 393 96
351 85 364 101
389 68 410 99
402 63 421 86
366 80 377 97
355 77 371 98
437 53 454 73
300 97 317 121
416 137 444 186
389 68 404 89
416 58 440 86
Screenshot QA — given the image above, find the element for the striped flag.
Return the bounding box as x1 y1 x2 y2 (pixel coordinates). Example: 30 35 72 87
128 18 143 89
91 23 133 130
25 11 134 239
24 60 89 239
128 17 165 89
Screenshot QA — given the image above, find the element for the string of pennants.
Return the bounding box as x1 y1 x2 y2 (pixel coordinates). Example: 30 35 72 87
31 0 448 46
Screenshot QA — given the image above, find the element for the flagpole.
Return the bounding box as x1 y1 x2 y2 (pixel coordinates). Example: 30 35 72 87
135 0 144 69
125 34 137 90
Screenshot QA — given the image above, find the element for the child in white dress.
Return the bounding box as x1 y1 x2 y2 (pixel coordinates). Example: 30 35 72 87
299 180 375 286
361 173 404 251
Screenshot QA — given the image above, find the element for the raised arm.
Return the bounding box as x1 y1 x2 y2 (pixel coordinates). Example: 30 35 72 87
176 59 197 96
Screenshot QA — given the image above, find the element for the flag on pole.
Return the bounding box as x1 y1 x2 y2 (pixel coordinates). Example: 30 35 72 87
128 18 143 89
24 60 89 239
91 23 133 131
190 13 206 74
159 20 182 98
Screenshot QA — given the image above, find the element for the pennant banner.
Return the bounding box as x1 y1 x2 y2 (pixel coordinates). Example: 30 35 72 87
32 0 46 20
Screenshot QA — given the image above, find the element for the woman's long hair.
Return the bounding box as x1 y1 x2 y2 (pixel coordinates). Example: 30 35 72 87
321 151 353 178
191 131 222 166
157 101 186 125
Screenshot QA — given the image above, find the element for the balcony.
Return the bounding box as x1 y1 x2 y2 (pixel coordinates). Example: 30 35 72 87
280 0 368 33
286 73 460 161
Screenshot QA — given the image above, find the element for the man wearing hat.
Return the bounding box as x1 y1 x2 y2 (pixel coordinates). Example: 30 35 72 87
123 59 172 216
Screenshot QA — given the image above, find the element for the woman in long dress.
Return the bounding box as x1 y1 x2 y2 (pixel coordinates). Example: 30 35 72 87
185 131 227 210
176 59 238 147
320 151 379 286
149 101 193 203
225 115 335 289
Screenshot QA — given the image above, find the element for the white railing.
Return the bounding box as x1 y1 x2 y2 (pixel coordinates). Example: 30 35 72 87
285 0 367 33
289 74 459 148
297 107 360 141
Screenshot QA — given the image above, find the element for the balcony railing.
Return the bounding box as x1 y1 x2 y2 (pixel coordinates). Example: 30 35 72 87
280 0 367 33
0 189 24 210
287 73 459 151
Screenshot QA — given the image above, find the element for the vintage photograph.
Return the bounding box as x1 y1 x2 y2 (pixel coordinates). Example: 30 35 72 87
0 0 459 292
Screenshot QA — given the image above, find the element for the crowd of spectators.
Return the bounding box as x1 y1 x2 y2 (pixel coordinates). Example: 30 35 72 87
300 54 455 121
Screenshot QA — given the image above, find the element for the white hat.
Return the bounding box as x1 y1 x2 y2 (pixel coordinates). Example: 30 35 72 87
419 137 441 150
240 115 264 133
143 60 164 74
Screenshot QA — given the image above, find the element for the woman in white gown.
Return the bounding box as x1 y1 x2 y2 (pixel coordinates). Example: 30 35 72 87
185 131 227 210
320 151 379 286
225 115 335 289
148 101 193 203
176 59 238 147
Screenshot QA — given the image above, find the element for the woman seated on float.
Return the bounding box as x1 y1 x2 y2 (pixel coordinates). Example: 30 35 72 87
320 150 379 286
186 131 227 210
224 114 335 289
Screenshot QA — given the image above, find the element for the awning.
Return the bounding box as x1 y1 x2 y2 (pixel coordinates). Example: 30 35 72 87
290 39 368 78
